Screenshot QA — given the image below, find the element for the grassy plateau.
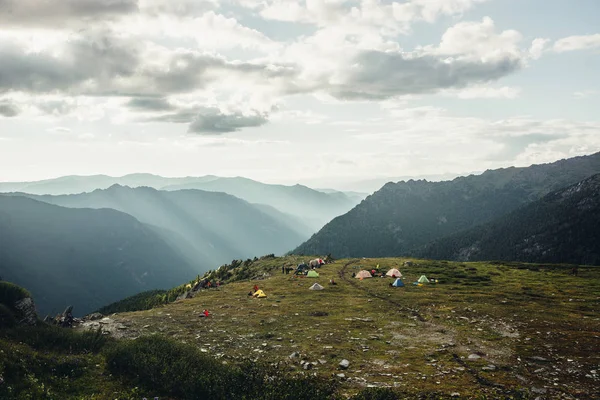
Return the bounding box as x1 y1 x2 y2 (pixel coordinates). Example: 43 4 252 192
71 256 600 399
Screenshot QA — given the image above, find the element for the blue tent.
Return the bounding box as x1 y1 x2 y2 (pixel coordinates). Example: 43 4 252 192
391 278 404 287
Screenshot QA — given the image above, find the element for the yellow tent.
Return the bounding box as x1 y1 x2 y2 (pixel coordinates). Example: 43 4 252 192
252 289 267 298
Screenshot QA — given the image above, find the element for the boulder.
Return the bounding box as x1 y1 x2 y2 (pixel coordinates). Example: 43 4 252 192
14 297 37 325
87 312 104 321
176 291 193 301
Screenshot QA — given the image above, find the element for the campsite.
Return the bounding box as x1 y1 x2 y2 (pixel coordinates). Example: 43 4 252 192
85 256 600 399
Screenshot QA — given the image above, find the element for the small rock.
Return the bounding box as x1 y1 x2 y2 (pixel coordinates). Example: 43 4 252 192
450 393 460 398
336 373 345 378
318 359 327 364
468 354 481 360
339 359 350 369
303 363 313 370
531 387 547 394
530 356 549 362
289 352 299 359
482 365 496 371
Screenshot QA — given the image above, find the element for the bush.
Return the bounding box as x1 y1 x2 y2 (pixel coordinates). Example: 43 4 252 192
105 336 339 400
1 325 109 354
351 387 400 400
0 304 16 328
0 281 31 308
105 336 234 399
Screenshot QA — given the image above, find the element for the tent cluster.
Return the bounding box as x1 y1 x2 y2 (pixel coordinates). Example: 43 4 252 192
350 264 438 288
294 258 325 276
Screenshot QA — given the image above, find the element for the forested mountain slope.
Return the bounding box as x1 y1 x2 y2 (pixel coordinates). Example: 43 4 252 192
0 196 196 316
412 174 600 265
293 152 600 257
20 185 307 269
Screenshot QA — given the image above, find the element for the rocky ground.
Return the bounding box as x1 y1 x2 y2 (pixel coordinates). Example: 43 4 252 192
77 257 600 399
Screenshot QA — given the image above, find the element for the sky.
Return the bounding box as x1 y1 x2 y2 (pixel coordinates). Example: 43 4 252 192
0 0 599 190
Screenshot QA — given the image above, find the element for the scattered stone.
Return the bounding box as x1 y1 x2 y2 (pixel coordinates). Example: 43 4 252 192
450 393 460 397
303 363 313 370
531 387 547 394
318 359 327 365
336 373 345 378
482 365 496 371
339 359 350 369
468 354 481 360
289 352 300 359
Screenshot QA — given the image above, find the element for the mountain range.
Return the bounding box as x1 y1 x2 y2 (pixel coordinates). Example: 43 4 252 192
16 185 308 270
293 152 600 264
0 174 364 231
0 195 196 316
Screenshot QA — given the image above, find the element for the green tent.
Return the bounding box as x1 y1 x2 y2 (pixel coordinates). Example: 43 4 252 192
417 275 429 283
307 270 319 278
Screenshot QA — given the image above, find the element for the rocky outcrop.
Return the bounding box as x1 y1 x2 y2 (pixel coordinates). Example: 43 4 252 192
13 297 37 325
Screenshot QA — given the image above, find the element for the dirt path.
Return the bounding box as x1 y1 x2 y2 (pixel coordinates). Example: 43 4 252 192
337 259 519 396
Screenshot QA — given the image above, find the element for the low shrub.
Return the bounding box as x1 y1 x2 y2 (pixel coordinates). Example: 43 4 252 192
1 325 109 354
104 336 234 399
0 304 16 328
351 387 400 400
104 336 339 400
0 281 31 308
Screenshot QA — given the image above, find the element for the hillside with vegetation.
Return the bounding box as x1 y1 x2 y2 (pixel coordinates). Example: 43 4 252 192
18 185 308 270
412 174 600 265
73 255 599 399
0 195 196 316
293 152 600 259
2 256 599 398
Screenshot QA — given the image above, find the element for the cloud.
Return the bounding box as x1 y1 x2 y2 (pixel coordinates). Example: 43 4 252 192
318 50 523 100
188 107 270 134
529 38 549 60
246 0 489 32
0 100 19 117
0 0 138 28
451 86 522 99
573 90 598 99
127 97 176 111
278 17 529 100
0 29 295 98
139 0 217 17
554 34 600 52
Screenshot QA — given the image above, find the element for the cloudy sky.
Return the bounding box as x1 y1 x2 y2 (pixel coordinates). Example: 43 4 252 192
0 0 599 189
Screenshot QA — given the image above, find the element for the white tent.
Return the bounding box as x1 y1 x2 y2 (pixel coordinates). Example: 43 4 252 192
355 270 372 279
385 268 402 278
309 283 324 290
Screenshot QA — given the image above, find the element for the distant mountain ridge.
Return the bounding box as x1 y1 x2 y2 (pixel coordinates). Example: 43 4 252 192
0 195 196 316
17 185 308 270
0 174 363 231
293 152 600 260
412 174 600 265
